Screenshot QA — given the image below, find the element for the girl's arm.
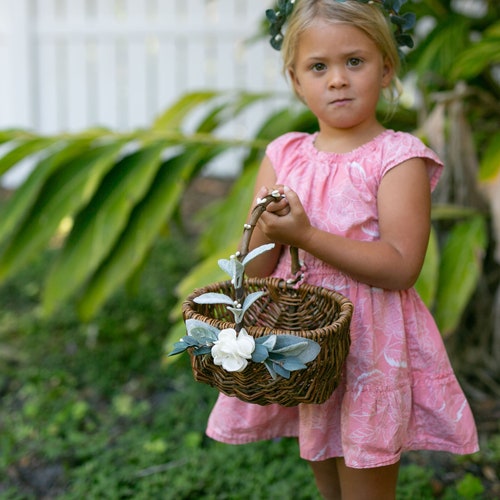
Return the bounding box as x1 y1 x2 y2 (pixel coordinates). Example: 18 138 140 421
241 155 288 278
257 157 431 290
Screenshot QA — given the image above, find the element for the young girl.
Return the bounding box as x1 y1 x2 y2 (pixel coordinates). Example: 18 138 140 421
206 1 479 498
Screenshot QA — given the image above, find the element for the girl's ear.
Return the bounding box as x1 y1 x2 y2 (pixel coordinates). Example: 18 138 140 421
288 68 304 100
381 60 394 88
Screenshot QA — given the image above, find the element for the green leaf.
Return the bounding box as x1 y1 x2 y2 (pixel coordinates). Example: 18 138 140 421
42 142 165 315
0 139 99 279
0 137 56 176
272 362 291 379
218 257 245 284
414 226 439 308
193 292 234 306
192 346 212 355
185 318 220 339
451 36 500 81
271 335 321 363
152 91 219 131
263 360 278 379
478 132 500 182
431 204 480 221
242 243 275 266
226 305 244 323
0 139 93 246
434 216 487 337
241 291 266 313
195 92 269 134
168 340 191 356
251 343 269 363
258 334 277 350
74 146 208 320
411 16 469 82
281 357 307 371
198 162 259 256
456 473 485 498
0 129 34 145
187 326 218 345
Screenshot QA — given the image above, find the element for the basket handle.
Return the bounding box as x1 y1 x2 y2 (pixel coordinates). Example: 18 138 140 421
239 191 301 276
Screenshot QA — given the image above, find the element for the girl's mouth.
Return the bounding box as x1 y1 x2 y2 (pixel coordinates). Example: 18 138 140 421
330 98 352 107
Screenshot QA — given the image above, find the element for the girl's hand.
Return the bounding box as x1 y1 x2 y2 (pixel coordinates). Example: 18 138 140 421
258 186 312 247
255 185 290 216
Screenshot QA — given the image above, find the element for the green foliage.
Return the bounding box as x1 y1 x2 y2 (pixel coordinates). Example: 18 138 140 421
434 216 488 336
479 131 500 182
414 226 439 307
456 473 486 499
0 92 272 319
1 241 496 499
396 464 435 499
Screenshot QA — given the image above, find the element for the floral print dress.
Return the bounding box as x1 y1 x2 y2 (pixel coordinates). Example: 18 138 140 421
206 130 479 468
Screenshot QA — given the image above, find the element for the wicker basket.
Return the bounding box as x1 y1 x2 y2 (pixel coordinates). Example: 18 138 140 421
182 194 353 407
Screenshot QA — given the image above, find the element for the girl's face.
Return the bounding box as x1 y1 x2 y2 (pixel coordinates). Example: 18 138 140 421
289 19 393 138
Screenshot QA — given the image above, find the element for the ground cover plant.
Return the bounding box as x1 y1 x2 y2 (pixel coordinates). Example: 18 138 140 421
0 187 499 499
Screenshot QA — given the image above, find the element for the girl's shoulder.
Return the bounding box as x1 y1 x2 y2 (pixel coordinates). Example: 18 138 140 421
265 131 311 162
376 130 444 191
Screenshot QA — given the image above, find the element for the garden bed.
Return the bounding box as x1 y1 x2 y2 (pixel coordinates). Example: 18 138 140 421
0 178 499 499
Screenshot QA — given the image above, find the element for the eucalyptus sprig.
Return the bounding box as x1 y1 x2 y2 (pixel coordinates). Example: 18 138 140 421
266 0 416 52
169 242 320 379
169 192 321 380
266 0 296 50
338 0 416 49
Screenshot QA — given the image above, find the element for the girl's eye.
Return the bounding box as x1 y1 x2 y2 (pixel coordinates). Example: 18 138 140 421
347 58 362 67
311 62 327 72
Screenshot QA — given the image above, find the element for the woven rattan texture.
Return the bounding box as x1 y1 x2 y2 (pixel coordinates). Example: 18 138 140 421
182 277 353 407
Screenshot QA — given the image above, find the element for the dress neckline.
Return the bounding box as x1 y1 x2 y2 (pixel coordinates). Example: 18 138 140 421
308 129 392 157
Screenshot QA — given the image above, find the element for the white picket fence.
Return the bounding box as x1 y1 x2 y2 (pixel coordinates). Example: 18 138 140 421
0 0 290 135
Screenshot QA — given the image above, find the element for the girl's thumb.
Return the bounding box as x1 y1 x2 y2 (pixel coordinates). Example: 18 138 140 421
283 185 296 200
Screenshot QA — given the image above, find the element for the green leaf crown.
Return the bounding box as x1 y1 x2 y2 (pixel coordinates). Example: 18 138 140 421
266 0 416 52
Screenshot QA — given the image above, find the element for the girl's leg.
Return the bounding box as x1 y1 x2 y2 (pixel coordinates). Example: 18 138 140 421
336 458 400 500
308 457 400 500
308 458 341 499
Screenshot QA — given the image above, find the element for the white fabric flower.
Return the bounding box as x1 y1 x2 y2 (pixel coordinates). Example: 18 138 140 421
211 328 255 372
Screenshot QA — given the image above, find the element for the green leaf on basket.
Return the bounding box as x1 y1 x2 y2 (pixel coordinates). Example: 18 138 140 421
188 327 218 345
273 363 292 379
241 291 265 313
168 341 190 356
185 319 220 339
263 360 279 379
281 357 308 371
192 346 212 356
193 292 234 306
251 343 270 363
271 340 310 355
241 243 275 267
218 257 245 288
257 334 277 350
272 335 321 363
168 336 199 357
227 306 244 324
180 336 200 347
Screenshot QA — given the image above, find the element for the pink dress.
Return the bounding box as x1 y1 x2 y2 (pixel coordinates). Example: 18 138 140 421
206 130 479 468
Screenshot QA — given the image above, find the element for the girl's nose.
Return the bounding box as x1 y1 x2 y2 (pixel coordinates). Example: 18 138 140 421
328 68 348 88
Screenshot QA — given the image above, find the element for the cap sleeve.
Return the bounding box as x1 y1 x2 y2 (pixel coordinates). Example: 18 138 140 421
381 131 443 192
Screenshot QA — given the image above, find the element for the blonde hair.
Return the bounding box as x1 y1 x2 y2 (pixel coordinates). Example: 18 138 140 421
281 0 403 104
